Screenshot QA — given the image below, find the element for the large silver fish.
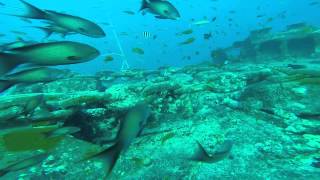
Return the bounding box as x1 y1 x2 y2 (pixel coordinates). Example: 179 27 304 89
0 67 71 92
15 0 105 38
0 41 99 76
140 0 180 20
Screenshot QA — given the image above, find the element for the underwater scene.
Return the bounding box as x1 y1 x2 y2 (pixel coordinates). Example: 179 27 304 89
0 0 320 179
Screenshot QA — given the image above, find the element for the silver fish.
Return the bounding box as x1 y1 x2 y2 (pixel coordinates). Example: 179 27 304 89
14 0 105 38
0 153 48 177
87 103 151 176
0 41 99 76
140 0 180 20
0 67 72 92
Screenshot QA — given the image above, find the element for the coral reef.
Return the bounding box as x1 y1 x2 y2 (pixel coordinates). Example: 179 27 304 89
0 61 320 179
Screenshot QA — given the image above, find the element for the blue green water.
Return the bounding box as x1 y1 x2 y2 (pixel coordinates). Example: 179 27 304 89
0 0 320 179
0 0 318 74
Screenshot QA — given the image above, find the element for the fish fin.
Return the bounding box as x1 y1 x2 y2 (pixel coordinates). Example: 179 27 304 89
0 169 9 177
18 0 47 19
17 63 41 70
89 143 122 176
0 80 14 93
140 0 149 11
33 27 53 38
155 15 168 19
16 36 25 42
0 52 21 76
190 140 210 161
42 21 56 26
24 94 44 116
137 128 144 137
9 43 45 52
60 33 68 38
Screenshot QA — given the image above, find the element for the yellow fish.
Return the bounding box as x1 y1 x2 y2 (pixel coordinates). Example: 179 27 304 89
179 37 196 45
104 55 114 62
0 126 63 152
176 29 193 36
132 47 144 55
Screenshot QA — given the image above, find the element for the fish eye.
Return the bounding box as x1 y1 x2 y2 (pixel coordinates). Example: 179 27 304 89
164 10 169 15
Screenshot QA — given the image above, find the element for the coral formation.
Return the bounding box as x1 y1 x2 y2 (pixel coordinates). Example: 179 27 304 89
1 60 320 179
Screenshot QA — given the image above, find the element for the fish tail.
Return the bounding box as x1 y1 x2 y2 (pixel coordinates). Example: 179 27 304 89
95 143 122 176
0 52 21 76
0 169 9 177
190 140 209 161
140 0 149 11
24 94 44 115
19 0 47 19
0 80 14 93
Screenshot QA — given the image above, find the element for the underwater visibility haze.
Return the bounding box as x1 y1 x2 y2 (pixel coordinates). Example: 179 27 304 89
0 0 320 179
